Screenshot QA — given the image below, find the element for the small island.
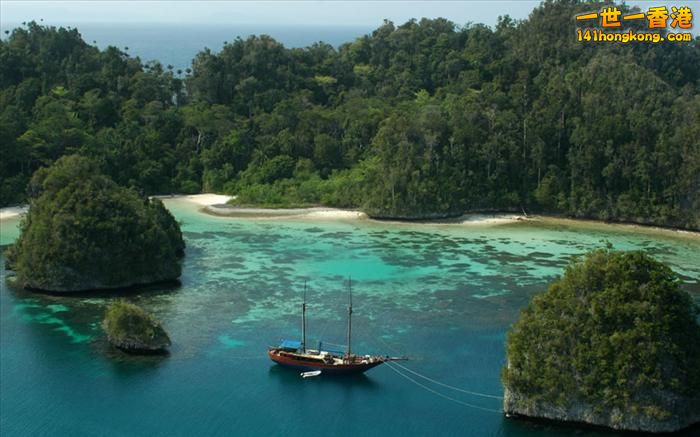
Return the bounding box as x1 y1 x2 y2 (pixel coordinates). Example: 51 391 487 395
103 301 171 353
4 155 185 292
502 249 700 433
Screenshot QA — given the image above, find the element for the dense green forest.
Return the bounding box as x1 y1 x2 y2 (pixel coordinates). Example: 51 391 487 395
6 155 185 291
1 1 699 227
503 249 700 430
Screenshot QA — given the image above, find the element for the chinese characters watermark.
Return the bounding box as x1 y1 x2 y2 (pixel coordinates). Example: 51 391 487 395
575 5 693 43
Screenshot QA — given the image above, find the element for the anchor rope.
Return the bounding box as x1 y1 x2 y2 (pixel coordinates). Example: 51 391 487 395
316 291 503 405
383 361 502 414
388 360 503 400
364 311 503 401
307 302 333 346
319 341 346 348
312 318 331 346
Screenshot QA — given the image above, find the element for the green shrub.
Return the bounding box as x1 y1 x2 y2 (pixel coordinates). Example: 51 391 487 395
7 155 185 291
103 301 170 351
503 249 700 417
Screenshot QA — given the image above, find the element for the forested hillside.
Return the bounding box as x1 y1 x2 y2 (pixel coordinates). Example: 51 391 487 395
1 1 699 228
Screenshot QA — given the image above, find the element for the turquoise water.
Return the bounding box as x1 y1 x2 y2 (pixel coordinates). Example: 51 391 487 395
1 201 699 436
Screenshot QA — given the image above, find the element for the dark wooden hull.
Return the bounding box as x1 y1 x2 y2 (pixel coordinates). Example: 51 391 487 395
268 350 384 375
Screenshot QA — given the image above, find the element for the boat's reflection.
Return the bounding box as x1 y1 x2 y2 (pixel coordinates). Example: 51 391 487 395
267 364 381 391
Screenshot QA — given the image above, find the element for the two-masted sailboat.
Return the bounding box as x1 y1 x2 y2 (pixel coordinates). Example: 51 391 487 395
268 280 405 375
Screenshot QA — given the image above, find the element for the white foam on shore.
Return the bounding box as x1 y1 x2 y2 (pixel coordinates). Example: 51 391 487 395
0 206 28 220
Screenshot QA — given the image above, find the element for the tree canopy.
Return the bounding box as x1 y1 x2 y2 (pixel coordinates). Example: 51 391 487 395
6 155 185 291
503 249 700 428
103 300 171 352
1 1 699 227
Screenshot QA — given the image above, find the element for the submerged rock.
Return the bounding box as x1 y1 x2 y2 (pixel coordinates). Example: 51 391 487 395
502 249 700 433
103 301 171 353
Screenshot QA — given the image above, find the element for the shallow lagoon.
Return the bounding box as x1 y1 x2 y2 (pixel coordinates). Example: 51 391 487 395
1 200 699 436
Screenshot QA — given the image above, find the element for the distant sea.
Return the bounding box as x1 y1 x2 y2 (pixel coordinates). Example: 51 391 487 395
0 22 374 71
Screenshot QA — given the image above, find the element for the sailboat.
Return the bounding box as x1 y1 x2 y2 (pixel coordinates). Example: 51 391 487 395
268 279 405 375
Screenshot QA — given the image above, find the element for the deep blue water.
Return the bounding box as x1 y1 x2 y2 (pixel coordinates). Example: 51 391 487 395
1 200 699 436
0 22 373 72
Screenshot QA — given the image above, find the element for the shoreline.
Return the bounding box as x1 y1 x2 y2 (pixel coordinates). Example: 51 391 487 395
199 200 700 238
151 193 233 207
372 213 529 226
203 204 368 220
0 205 28 220
3 194 700 239
203 204 529 224
525 215 700 239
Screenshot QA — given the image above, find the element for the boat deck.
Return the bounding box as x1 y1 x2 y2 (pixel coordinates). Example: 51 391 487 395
268 346 390 374
274 348 384 365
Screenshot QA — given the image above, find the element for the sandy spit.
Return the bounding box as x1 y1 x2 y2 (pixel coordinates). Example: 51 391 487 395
151 193 234 206
0 206 28 220
203 205 367 220
202 205 529 224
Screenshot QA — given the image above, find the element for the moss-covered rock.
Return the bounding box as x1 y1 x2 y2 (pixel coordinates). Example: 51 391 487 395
103 301 170 353
503 249 700 433
5 155 185 292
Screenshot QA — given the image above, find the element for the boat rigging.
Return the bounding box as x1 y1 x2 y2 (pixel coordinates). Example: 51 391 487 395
268 278 406 375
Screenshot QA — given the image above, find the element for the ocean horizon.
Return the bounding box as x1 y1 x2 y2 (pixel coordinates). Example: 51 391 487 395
2 8 699 435
0 22 375 72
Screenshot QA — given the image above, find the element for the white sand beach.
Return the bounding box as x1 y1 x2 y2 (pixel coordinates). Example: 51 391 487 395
182 193 233 206
442 214 528 226
8 192 693 236
0 206 28 220
0 194 526 225
203 204 367 220
202 203 526 225
153 193 233 206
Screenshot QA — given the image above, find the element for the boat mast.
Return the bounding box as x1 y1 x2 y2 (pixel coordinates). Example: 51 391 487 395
301 281 307 353
346 277 352 357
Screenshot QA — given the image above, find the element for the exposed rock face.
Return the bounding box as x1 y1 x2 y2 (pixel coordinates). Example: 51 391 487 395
22 271 180 293
503 386 700 433
103 302 171 353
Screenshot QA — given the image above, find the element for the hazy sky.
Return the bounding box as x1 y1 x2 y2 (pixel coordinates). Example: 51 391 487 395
2 1 698 29
0 1 545 27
